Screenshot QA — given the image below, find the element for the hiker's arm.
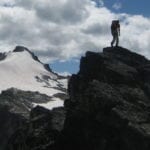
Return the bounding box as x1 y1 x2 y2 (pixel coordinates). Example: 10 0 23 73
118 24 120 36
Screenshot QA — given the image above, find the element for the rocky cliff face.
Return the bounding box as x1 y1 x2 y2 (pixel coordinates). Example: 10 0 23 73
62 47 150 150
0 105 26 150
0 88 56 150
6 106 65 150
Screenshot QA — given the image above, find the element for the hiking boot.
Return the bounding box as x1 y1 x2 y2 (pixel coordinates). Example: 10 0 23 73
111 42 113 47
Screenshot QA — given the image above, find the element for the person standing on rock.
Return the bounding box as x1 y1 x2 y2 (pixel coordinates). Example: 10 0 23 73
111 20 120 47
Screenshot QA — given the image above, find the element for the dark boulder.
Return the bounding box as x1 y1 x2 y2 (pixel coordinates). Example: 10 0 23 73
6 106 66 150
0 105 26 150
0 88 53 150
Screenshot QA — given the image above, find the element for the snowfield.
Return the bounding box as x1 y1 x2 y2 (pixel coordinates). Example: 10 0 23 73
0 47 68 109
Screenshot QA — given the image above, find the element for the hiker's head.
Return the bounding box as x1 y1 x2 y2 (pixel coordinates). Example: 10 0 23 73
112 20 119 23
111 20 120 28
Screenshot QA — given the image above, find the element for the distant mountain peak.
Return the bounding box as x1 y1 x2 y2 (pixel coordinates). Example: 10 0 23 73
0 46 68 109
13 46 29 52
13 45 41 63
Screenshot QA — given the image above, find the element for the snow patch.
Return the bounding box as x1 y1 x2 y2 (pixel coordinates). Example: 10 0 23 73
33 97 64 110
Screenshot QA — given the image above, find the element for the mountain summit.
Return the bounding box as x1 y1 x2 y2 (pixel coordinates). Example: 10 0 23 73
62 46 150 150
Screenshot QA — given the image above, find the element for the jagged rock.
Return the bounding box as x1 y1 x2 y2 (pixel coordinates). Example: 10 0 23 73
6 106 66 150
0 52 7 61
44 64 53 72
62 47 150 150
0 88 53 150
13 46 41 62
0 105 26 150
53 93 68 100
13 46 28 52
0 88 52 118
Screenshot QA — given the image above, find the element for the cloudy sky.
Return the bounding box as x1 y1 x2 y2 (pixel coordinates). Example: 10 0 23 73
0 0 150 74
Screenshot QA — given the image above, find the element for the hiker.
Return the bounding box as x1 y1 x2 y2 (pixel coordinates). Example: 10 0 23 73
111 20 120 47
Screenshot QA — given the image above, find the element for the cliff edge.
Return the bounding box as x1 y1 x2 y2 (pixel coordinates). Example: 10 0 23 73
63 46 150 150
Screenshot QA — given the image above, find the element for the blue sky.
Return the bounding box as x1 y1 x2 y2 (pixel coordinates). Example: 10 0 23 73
51 0 150 74
104 0 150 17
0 0 150 75
51 59 80 75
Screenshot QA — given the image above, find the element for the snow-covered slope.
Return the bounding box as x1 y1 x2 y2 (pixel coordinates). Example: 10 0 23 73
0 46 68 109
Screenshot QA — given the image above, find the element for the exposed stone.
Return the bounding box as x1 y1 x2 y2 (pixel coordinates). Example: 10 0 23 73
62 47 150 150
0 88 53 150
6 106 66 150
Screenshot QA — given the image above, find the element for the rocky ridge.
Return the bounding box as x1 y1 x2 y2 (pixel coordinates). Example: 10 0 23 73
0 88 62 150
63 46 150 150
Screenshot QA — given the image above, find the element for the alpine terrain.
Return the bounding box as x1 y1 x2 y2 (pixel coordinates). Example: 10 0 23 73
0 46 68 110
2 46 150 150
0 46 68 150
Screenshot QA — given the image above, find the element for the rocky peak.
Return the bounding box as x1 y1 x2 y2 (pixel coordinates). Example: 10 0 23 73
13 46 41 63
103 47 150 68
13 46 57 74
64 46 150 150
78 47 150 87
13 46 28 52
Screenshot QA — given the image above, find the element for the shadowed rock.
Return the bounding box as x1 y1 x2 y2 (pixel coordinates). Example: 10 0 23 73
0 88 53 150
6 106 66 150
63 46 150 150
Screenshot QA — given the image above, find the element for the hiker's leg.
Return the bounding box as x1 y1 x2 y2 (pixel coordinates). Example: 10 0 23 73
111 35 115 47
116 35 119 46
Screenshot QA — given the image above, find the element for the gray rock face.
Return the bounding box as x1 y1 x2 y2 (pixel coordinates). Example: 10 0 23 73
13 46 41 63
63 47 150 150
0 88 53 150
0 53 7 61
0 88 52 118
6 106 66 150
0 105 26 150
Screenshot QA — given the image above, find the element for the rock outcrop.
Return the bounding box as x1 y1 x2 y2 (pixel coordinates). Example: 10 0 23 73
0 88 53 150
0 105 26 150
6 106 65 150
0 88 52 118
62 47 150 150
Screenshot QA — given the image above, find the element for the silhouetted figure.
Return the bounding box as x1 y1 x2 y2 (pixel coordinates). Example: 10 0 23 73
111 20 120 47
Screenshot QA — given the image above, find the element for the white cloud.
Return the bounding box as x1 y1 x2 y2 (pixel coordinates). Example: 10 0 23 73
91 0 104 7
112 2 122 10
0 0 150 63
57 71 71 76
0 0 15 6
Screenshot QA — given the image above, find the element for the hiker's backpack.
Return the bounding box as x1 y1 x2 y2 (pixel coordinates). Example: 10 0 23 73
111 20 120 31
